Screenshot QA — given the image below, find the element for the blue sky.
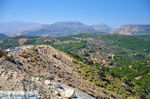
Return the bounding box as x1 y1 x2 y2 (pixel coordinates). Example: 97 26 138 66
0 0 149 27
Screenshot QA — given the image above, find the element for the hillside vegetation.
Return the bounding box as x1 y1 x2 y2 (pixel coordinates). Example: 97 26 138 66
0 34 9 40
54 33 150 98
0 35 58 49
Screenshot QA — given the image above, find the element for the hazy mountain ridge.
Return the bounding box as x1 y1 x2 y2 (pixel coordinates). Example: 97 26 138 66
113 24 150 35
22 21 95 37
0 21 150 37
0 21 109 37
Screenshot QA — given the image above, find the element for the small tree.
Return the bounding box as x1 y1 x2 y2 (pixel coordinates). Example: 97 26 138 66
0 50 6 58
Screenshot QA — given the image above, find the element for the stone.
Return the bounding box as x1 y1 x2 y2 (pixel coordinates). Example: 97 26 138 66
62 88 75 98
44 80 51 85
53 84 64 90
35 77 40 81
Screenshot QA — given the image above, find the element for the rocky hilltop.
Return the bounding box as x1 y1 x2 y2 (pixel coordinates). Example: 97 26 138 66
0 45 120 99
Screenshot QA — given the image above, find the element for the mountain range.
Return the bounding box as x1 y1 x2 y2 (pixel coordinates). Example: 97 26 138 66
0 21 150 37
22 21 95 37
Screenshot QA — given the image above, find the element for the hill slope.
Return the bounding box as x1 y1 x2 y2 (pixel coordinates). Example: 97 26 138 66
0 45 119 98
